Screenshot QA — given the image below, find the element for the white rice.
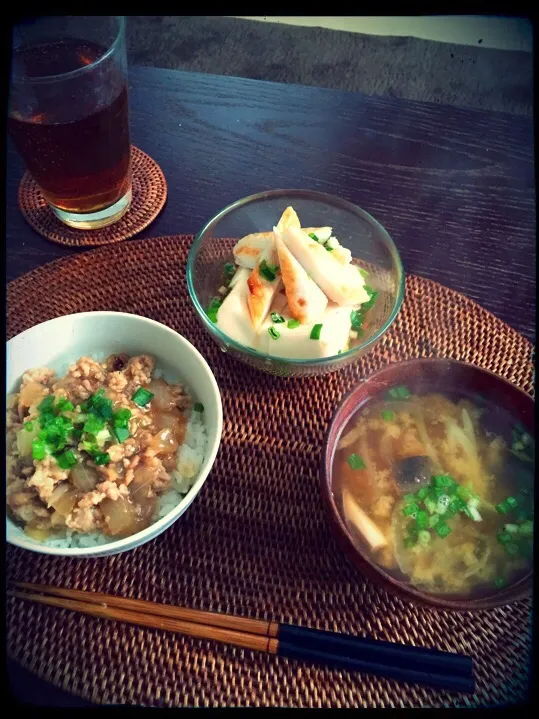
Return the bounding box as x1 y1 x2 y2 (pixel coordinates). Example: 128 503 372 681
42 408 207 549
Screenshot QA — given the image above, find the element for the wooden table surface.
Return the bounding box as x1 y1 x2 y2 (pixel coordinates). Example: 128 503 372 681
6 66 536 343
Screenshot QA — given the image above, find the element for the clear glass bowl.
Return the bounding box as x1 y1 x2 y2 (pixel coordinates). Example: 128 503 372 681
187 189 404 378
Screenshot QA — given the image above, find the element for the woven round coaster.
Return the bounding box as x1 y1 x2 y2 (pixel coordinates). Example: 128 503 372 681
6 237 534 708
17 146 167 248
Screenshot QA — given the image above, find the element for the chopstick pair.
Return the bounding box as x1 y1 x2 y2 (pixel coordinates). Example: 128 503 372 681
9 583 475 694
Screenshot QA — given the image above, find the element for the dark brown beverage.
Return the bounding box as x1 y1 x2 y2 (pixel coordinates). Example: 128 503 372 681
9 39 130 214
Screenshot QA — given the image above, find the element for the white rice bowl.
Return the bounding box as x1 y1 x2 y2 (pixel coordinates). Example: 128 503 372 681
6 312 222 557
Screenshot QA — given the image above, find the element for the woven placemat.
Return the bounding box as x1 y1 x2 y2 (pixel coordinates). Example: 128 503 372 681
17 146 167 248
6 236 534 708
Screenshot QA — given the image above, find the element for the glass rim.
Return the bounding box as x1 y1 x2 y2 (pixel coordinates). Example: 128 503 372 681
186 188 405 368
10 15 125 85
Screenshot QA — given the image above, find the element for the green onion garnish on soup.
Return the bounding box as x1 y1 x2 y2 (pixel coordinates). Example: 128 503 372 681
347 453 366 470
287 319 300 329
358 267 369 279
268 327 280 340
308 233 320 243
310 324 323 340
381 410 395 421
271 312 285 324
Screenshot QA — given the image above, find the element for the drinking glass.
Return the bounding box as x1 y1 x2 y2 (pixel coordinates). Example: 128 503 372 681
9 16 131 230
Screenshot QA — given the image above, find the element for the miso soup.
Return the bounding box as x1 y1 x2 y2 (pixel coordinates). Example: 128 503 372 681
333 386 534 599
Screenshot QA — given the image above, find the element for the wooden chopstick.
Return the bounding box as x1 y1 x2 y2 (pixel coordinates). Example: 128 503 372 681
9 583 475 694
8 589 277 654
14 582 279 638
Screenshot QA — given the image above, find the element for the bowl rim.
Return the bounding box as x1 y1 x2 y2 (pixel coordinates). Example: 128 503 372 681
186 188 405 366
321 357 534 611
6 311 223 557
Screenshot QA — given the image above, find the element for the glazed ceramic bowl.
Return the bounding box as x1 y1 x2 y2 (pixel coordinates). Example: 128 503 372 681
6 311 223 557
187 189 404 378
322 358 533 610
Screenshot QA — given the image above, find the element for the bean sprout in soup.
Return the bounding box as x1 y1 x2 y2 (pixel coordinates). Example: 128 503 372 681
334 386 534 598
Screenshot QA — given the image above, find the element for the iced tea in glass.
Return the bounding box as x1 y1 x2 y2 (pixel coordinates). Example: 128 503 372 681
9 16 131 229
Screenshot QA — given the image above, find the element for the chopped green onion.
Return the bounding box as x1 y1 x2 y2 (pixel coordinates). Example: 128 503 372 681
428 513 440 528
493 577 506 590
310 324 323 340
386 388 400 400
403 503 419 517
433 475 456 491
271 312 285 324
83 414 105 436
512 441 525 452
435 522 452 538
395 385 411 399
113 426 130 443
361 286 378 311
505 496 518 509
308 233 320 243
417 530 431 547
381 410 395 422
93 452 111 466
31 438 46 461
207 297 222 323
496 531 512 545
268 326 280 340
132 387 154 407
424 497 438 515
55 398 74 412
325 245 334 252
403 536 416 549
82 440 99 456
358 267 369 279
503 523 520 534
504 542 520 556
38 395 55 412
519 520 533 536
416 510 428 530
114 408 132 428
223 262 236 285
56 450 77 470
416 488 429 501
259 259 278 282
24 421 34 432
89 389 105 406
350 309 364 331
287 319 301 329
456 485 473 501
347 454 366 470
94 396 113 420
193 402 204 413
403 493 417 504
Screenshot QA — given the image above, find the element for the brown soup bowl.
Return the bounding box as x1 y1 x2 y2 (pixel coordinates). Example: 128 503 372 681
321 358 534 611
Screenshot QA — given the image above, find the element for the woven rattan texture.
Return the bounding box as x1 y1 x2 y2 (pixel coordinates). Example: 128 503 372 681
17 146 167 248
6 236 534 708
